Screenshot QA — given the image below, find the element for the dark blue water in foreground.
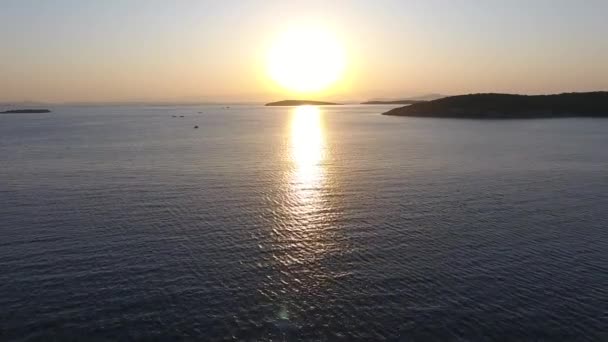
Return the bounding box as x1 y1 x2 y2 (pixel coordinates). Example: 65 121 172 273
1 105 607 340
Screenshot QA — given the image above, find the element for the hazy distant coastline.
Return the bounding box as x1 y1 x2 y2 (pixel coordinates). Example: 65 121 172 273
383 92 608 118
361 100 424 105
265 100 341 106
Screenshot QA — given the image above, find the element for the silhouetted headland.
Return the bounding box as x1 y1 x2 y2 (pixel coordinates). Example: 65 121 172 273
362 100 424 105
383 92 608 118
1 109 51 114
265 100 340 106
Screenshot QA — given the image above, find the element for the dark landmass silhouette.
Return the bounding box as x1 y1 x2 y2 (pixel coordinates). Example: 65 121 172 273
265 100 340 106
383 92 608 118
1 109 51 114
362 100 425 105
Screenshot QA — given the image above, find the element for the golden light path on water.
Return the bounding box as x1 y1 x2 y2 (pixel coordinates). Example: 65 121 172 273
270 106 332 326
290 106 326 205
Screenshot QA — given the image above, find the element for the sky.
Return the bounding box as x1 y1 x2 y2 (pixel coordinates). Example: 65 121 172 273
1 0 607 103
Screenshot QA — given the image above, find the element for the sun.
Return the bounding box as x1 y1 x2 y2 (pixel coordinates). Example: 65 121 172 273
267 27 346 94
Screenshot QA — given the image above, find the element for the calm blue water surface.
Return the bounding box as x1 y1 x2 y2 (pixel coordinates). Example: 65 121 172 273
1 105 607 340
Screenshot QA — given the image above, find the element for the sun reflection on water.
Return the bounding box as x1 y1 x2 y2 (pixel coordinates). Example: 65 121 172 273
259 106 339 332
277 105 333 265
290 106 326 205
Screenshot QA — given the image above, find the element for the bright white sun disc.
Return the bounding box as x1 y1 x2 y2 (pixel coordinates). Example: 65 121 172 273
267 28 346 93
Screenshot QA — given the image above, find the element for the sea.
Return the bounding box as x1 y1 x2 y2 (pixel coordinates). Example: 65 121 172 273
1 104 607 340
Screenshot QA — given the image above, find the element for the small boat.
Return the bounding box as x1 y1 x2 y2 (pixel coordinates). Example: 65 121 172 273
194 125 199 129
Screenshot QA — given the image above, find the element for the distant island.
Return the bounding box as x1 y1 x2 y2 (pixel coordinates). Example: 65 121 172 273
1 109 51 114
265 100 340 106
383 92 608 118
361 100 424 105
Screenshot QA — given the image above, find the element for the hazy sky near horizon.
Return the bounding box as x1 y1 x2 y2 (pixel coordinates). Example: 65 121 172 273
2 0 607 102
